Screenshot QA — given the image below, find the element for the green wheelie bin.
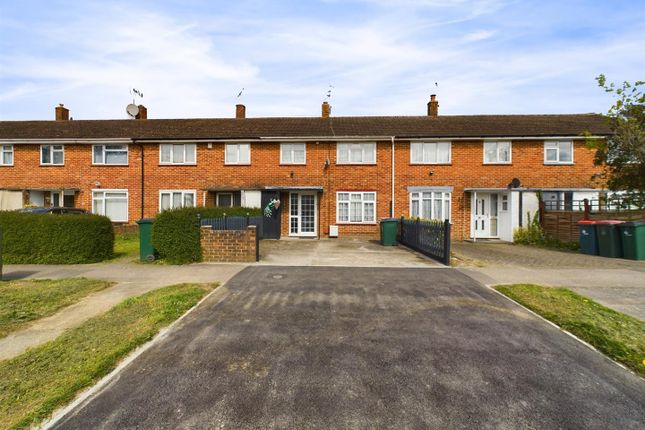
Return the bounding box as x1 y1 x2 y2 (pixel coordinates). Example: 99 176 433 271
619 221 645 260
380 218 399 246
577 220 599 256
596 220 624 258
136 218 156 261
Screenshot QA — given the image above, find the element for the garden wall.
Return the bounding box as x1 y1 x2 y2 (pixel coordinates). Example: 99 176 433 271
200 226 257 263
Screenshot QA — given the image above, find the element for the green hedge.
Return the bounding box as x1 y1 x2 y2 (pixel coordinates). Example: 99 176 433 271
0 212 114 264
152 207 262 264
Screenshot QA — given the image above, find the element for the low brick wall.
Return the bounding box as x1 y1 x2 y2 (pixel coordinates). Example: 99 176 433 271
200 225 257 262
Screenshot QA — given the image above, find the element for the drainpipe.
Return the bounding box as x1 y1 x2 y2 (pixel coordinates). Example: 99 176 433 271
473 191 477 242
139 141 145 220
391 136 395 218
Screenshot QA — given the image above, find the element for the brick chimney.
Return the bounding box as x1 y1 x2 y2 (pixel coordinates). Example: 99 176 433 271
322 101 331 118
135 105 147 120
427 94 439 117
55 104 69 121
236 104 246 119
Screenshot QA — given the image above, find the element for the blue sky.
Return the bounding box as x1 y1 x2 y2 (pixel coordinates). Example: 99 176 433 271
0 0 643 120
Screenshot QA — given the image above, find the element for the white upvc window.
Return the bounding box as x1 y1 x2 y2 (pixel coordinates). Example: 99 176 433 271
92 144 128 165
544 140 573 164
410 142 451 164
483 141 511 164
40 145 65 165
92 189 128 222
409 191 451 221
280 143 306 164
159 190 196 211
0 145 13 165
159 144 196 164
337 143 376 164
336 192 376 223
225 143 250 165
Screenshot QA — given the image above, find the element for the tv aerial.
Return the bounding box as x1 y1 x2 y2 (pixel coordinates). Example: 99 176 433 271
126 88 144 118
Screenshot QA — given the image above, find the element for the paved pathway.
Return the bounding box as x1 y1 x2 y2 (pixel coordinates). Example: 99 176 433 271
0 262 246 360
52 267 645 429
453 241 645 320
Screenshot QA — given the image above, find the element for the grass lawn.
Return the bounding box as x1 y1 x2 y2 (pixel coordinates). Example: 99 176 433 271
112 232 139 261
0 282 216 430
0 278 113 338
496 284 645 377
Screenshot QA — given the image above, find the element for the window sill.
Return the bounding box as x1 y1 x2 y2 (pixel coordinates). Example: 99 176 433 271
158 163 197 166
410 162 452 166
335 162 377 166
279 163 307 166
40 164 65 167
544 162 574 166
224 163 251 166
335 222 378 225
482 162 512 165
91 164 130 167
0 164 14 167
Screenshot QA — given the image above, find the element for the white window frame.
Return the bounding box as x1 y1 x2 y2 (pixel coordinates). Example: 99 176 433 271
336 191 377 224
159 143 196 165
483 141 512 164
280 143 307 165
225 143 251 165
336 143 376 165
544 140 574 165
92 144 129 165
0 144 13 166
40 144 65 166
216 192 234 207
91 189 129 222
410 142 451 164
409 191 451 221
159 190 197 211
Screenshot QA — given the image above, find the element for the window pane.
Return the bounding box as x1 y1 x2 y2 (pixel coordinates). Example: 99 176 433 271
93 146 103 163
184 193 195 207
559 142 572 162
423 143 435 163
53 150 64 164
281 145 292 164
173 145 184 164
546 148 558 162
338 202 349 222
226 145 237 163
106 151 127 164
364 202 374 221
411 143 423 163
499 142 510 162
105 199 127 222
3 152 12 164
444 198 451 220
363 144 375 163
422 199 432 219
484 142 496 163
239 144 250 163
350 201 362 222
41 146 51 163
338 144 349 163
437 143 450 163
350 145 362 162
160 194 170 210
160 144 172 163
338 193 349 201
92 198 102 215
185 144 196 163
218 194 232 207
433 198 443 220
411 199 419 217
350 193 362 201
294 147 305 163
363 193 375 201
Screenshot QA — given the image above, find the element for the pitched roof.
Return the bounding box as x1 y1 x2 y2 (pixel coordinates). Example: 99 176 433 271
0 114 611 140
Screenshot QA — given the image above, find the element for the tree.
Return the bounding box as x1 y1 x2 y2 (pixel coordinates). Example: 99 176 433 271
588 75 645 207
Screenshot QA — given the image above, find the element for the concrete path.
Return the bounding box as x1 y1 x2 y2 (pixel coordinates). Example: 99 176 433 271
260 238 440 267
0 262 246 360
452 242 645 320
52 267 645 429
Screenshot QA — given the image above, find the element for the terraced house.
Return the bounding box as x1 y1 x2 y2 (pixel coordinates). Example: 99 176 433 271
0 96 610 241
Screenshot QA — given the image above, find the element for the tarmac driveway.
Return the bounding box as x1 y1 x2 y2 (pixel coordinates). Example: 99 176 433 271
53 267 645 429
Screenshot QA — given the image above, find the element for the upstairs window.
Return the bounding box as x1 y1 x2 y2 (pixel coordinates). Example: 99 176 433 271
483 141 511 164
160 144 196 164
225 143 250 165
40 145 65 165
280 143 306 164
410 142 451 164
544 141 573 164
93 145 128 165
337 143 376 164
0 145 13 165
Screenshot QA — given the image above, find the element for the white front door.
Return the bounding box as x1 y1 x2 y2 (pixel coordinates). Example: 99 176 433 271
289 192 317 237
473 193 499 238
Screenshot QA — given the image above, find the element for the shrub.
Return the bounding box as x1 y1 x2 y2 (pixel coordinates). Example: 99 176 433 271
0 212 114 264
152 207 261 264
513 211 544 245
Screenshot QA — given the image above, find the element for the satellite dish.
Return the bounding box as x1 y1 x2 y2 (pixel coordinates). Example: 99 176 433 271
126 103 139 118
510 178 521 188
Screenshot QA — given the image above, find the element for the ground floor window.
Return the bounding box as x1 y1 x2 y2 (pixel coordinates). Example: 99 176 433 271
337 192 376 223
410 191 451 221
92 189 128 222
160 190 196 211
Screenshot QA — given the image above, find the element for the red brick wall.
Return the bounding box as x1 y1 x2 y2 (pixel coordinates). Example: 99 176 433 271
200 225 257 262
0 139 601 240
